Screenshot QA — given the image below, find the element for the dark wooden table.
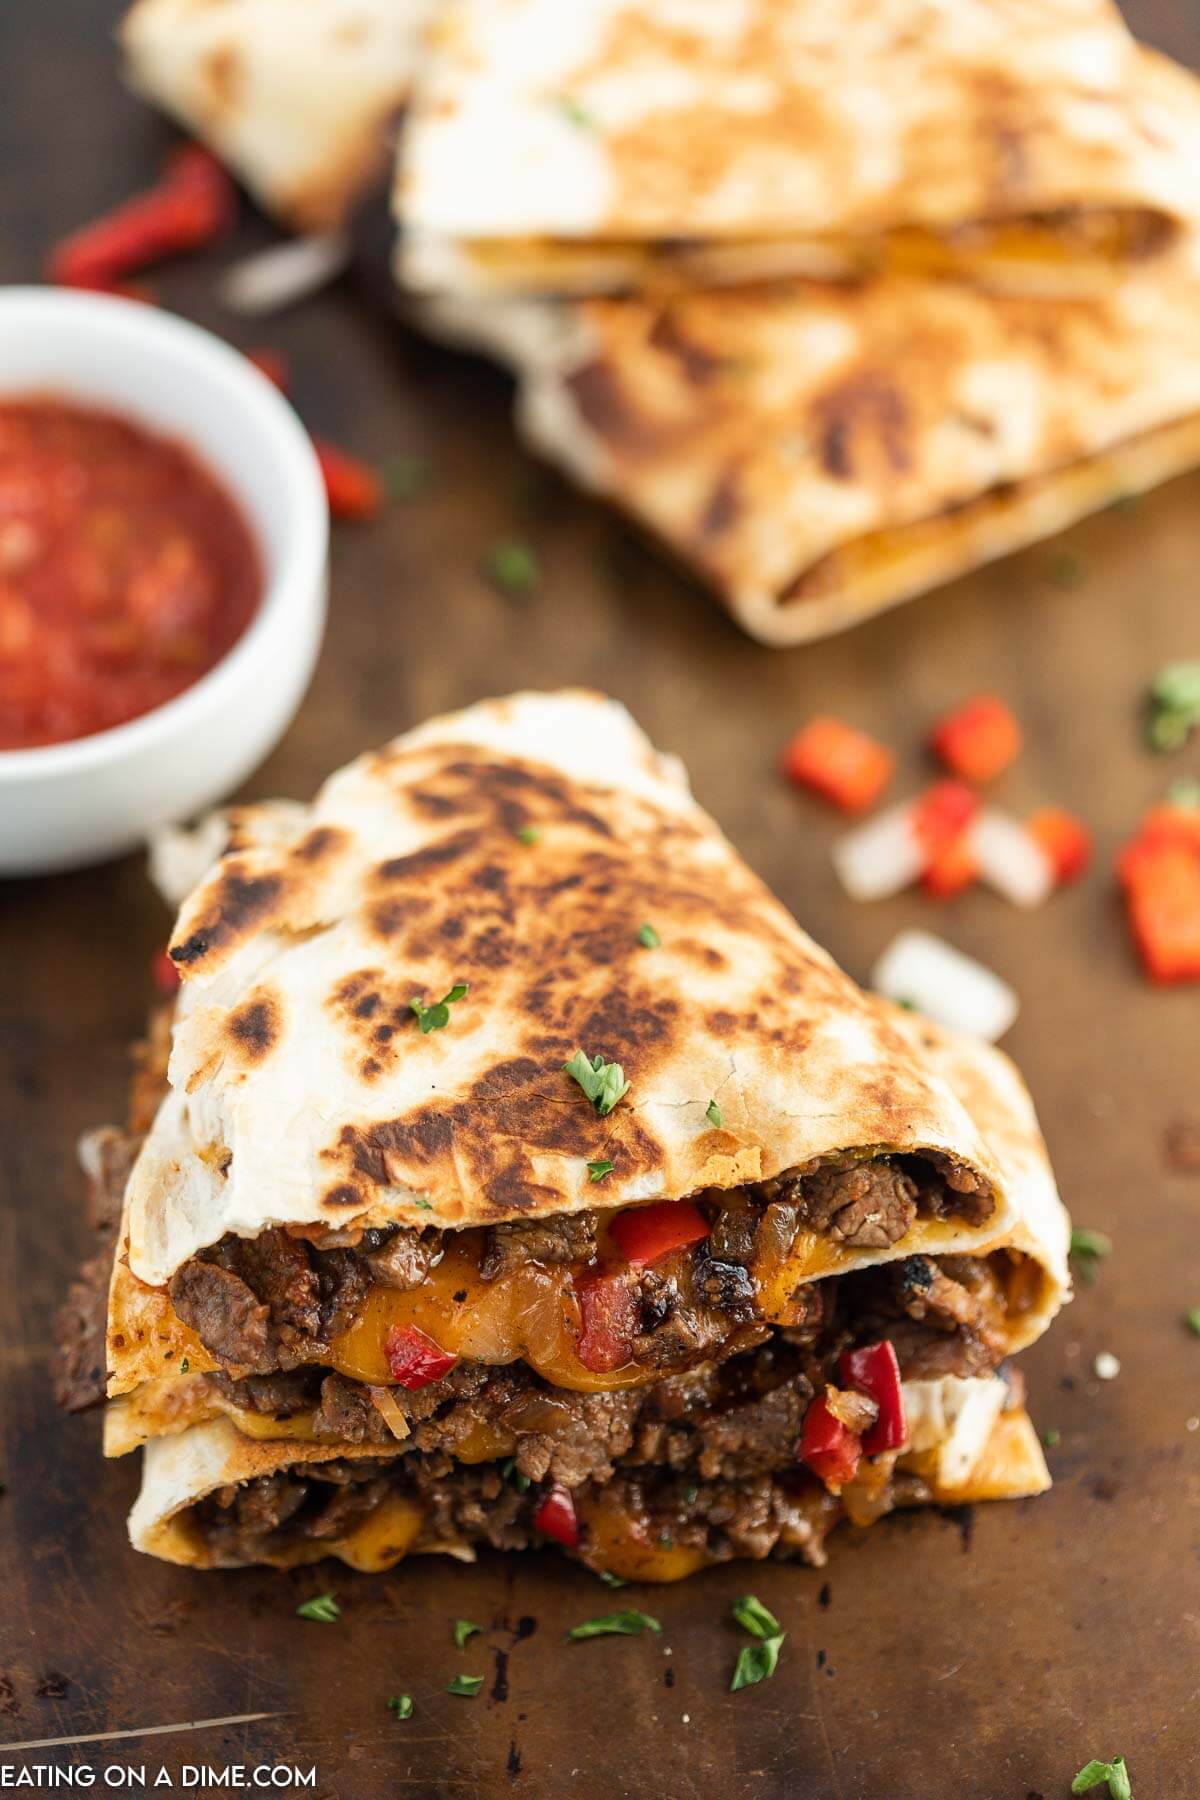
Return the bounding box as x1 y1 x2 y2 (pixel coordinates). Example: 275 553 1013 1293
3 5 1199 1795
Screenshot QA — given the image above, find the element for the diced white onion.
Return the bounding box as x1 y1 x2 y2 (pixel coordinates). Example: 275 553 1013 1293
216 231 351 316
968 808 1055 909
368 1387 412 1441
831 802 925 901
902 1375 1008 1488
871 929 1019 1042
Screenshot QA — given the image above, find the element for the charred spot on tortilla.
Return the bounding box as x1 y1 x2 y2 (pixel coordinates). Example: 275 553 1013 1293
170 867 286 968
323 1185 363 1210
293 826 347 864
813 372 911 483
646 309 729 386
225 991 282 1065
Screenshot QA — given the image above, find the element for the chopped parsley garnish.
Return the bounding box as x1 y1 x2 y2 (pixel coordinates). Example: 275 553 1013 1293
384 454 429 500
1186 1308 1200 1336
637 923 661 948
486 539 539 596
732 1595 781 1640
1146 661 1200 753
597 1569 627 1589
1069 1227 1112 1283
413 1198 433 1211
553 94 594 129
564 1049 631 1116
1043 1428 1061 1448
453 1619 482 1650
387 1695 413 1720
566 1611 661 1641
1047 549 1086 589
179 1357 189 1374
730 1636 784 1692
296 1592 340 1623
446 1674 484 1698
705 1100 722 1129
1072 1756 1132 1798
587 1158 615 1183
500 1458 530 1494
516 824 541 845
409 982 469 1034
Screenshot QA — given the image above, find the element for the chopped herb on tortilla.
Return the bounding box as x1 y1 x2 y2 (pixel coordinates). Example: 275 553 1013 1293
1043 1428 1061 1447
387 1695 413 1720
487 539 539 596
453 1620 482 1650
564 1050 630 1116
706 1099 723 1129
413 1198 433 1211
588 1158 615 1183
1146 661 1200 752
1072 1756 1132 1798
1069 1227 1112 1282
553 94 594 129
516 824 541 845
637 923 661 948
731 1635 784 1691
179 1357 189 1373
296 1592 339 1623
409 983 469 1034
732 1595 781 1640
567 1611 661 1641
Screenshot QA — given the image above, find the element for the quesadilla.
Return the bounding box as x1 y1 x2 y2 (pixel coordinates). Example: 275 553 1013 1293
396 0 1200 300
422 239 1200 644
121 0 438 231
92 691 1069 1576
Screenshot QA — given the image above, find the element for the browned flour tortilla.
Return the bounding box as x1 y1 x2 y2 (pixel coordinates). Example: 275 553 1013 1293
422 240 1200 643
99 692 1069 1573
396 0 1200 299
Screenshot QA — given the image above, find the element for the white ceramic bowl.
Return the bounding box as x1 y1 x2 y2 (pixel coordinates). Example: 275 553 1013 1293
0 288 328 876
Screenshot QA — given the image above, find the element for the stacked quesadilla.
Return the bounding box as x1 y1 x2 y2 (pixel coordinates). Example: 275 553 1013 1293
393 0 1200 642
78 692 1070 1575
121 0 439 230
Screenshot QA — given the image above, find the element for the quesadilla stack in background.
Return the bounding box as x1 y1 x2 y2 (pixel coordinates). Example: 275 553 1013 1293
392 0 1200 642
66 692 1070 1576
120 0 439 230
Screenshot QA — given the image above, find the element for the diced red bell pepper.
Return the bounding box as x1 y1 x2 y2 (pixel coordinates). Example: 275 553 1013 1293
575 1272 638 1373
384 1323 458 1389
1028 807 1092 885
929 696 1022 784
314 438 384 521
1123 842 1200 983
245 346 292 393
921 833 978 898
911 781 980 861
609 1200 710 1268
1136 802 1200 857
48 145 235 288
781 717 895 814
151 947 181 997
798 1395 862 1488
838 1340 907 1455
531 1482 580 1550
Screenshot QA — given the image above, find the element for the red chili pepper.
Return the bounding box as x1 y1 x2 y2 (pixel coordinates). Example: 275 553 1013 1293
575 1271 637 1373
798 1395 862 1488
609 1200 710 1269
245 346 292 393
48 145 235 289
151 948 181 997
314 438 384 521
781 716 895 814
1028 807 1092 885
929 695 1022 784
921 833 978 899
911 781 979 862
384 1323 458 1389
1122 841 1200 983
838 1340 907 1454
531 1482 580 1550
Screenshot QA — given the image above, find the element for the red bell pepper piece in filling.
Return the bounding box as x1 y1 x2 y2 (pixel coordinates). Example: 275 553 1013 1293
781 717 895 814
929 695 1022 784
575 1271 638 1373
152 948 181 997
838 1340 907 1454
531 1482 580 1550
384 1323 458 1389
48 145 235 288
798 1395 862 1487
608 1200 710 1268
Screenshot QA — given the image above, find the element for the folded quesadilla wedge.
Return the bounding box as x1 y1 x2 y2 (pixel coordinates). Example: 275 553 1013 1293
121 0 438 230
95 691 1068 1574
425 240 1200 644
396 0 1200 300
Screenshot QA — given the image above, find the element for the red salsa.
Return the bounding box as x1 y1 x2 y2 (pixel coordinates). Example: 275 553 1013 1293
0 399 261 750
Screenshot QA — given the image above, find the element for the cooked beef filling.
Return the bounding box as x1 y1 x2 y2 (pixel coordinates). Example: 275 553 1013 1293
55 1128 141 1412
168 1153 996 1377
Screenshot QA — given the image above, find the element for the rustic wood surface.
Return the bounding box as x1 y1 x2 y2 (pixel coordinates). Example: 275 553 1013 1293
2 4 1199 1795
